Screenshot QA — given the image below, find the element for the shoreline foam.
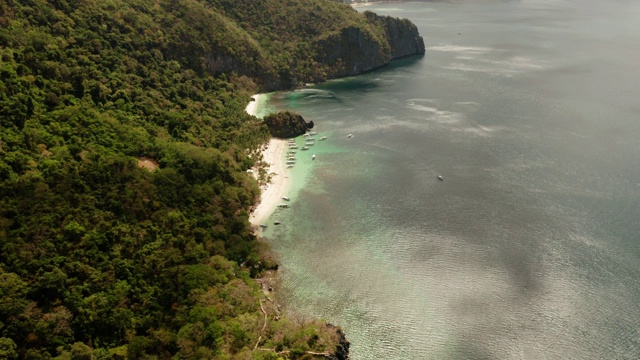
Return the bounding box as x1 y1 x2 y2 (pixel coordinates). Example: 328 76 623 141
246 95 291 228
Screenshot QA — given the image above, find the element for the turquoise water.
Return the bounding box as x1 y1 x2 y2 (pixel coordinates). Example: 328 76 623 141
260 1 640 359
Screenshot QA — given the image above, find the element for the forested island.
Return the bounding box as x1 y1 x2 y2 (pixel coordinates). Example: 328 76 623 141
0 0 424 358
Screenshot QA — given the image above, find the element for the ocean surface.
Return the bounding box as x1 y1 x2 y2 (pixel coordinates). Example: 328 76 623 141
258 1 640 358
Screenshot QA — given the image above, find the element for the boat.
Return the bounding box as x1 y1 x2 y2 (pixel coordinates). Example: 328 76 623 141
259 224 268 228
437 175 444 181
281 196 290 201
273 221 281 225
347 134 353 138
301 146 309 151
286 160 296 165
287 165 294 168
310 131 317 135
312 154 316 160
277 203 289 208
319 136 327 140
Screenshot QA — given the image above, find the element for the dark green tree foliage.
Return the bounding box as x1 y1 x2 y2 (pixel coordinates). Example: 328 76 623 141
0 0 394 357
0 0 271 358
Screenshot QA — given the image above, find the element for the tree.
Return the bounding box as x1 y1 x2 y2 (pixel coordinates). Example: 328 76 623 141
0 337 18 360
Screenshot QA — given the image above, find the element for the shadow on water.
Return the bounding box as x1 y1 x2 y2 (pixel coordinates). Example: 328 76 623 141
312 54 425 94
274 54 425 111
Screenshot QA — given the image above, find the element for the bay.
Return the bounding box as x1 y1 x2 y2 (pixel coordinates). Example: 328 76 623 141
260 1 640 358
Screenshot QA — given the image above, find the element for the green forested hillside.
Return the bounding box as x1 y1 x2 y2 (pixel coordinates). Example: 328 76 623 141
0 0 421 358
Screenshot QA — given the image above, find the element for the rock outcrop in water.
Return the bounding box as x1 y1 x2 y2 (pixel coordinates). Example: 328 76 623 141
263 111 314 138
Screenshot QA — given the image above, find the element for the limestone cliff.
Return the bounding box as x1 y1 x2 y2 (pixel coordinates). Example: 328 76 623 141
315 25 391 78
364 11 426 59
312 12 425 81
197 0 425 91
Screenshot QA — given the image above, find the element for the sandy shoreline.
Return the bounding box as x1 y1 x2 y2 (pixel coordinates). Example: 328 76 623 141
246 95 290 227
245 94 260 118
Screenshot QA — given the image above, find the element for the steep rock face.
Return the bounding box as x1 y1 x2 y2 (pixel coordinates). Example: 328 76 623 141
305 12 425 83
364 11 426 59
315 26 391 78
195 0 425 91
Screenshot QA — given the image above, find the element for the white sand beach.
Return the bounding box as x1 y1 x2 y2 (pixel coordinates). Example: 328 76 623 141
246 95 291 227
245 94 260 118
